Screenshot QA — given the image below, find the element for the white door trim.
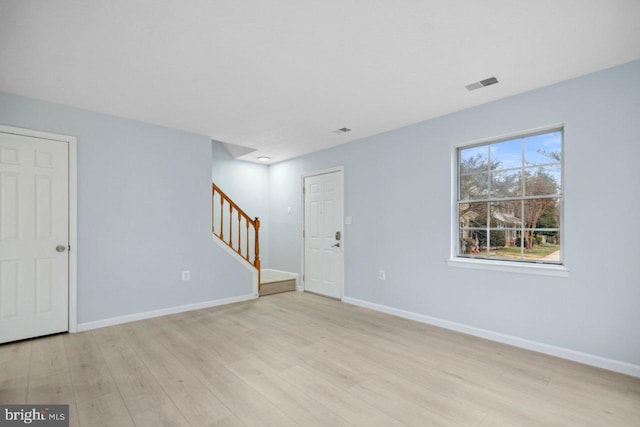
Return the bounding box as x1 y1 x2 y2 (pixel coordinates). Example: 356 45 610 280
0 124 78 333
301 166 345 300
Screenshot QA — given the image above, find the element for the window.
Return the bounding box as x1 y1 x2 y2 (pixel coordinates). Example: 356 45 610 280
456 128 563 265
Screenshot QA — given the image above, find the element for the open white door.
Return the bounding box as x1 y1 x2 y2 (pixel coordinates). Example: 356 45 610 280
304 170 343 299
0 131 69 343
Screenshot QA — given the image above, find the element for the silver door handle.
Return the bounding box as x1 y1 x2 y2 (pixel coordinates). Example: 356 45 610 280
331 242 340 248
56 245 67 252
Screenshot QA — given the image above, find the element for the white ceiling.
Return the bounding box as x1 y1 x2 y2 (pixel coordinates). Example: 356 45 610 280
1 1 640 163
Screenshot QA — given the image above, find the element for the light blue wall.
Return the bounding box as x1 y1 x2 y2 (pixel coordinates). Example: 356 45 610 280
0 93 253 324
212 141 270 267
268 60 640 366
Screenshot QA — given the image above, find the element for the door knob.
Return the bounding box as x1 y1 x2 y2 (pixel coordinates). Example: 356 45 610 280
56 245 67 253
331 242 340 248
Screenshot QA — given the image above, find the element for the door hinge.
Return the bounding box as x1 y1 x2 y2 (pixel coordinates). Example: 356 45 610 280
68 245 71 252
303 229 305 238
303 186 305 195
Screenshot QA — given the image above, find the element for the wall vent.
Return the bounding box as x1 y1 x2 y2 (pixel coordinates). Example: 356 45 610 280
332 127 352 134
465 76 499 91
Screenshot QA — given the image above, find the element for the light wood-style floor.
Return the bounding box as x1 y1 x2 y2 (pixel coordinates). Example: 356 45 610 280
1 292 639 427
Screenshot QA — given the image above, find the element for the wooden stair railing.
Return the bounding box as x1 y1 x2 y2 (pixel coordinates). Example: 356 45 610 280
212 183 261 289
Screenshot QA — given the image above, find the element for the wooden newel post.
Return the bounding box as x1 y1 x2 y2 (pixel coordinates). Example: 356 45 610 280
254 217 261 290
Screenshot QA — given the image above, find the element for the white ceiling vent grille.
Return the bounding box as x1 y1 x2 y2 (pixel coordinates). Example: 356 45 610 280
465 76 499 91
332 127 352 134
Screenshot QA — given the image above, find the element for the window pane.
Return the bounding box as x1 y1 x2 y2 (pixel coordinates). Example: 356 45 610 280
491 170 521 198
489 138 521 170
524 165 561 196
531 197 560 230
522 198 560 229
460 145 489 174
490 200 522 228
524 131 562 166
459 228 482 256
487 229 509 249
486 229 520 259
459 202 487 228
459 202 487 256
520 229 561 262
488 201 522 259
460 172 489 200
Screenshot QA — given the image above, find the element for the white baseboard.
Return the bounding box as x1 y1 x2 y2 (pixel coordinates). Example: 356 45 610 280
342 296 640 378
76 293 257 332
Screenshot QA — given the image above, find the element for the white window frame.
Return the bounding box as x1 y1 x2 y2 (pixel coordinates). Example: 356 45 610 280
448 125 569 277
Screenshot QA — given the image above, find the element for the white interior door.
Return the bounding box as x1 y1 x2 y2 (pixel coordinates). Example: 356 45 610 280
0 132 69 343
304 170 343 299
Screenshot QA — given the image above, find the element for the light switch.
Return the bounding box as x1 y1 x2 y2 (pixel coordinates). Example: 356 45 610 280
345 216 352 224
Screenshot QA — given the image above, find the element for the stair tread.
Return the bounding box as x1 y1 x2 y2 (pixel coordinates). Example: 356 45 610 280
260 270 297 284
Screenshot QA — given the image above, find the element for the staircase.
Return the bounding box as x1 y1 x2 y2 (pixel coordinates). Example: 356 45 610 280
212 183 296 296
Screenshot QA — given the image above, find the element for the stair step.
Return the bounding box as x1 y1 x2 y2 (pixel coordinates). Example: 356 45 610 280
259 278 296 296
259 270 297 296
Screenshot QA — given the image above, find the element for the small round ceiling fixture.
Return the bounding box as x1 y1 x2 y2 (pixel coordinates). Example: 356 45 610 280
257 156 271 162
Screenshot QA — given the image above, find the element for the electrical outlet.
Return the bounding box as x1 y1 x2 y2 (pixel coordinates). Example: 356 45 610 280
182 270 190 281
379 270 386 280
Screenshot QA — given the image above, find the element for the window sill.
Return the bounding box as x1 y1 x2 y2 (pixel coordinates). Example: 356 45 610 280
447 257 569 277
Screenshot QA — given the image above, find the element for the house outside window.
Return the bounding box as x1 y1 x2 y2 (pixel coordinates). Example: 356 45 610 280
456 128 563 265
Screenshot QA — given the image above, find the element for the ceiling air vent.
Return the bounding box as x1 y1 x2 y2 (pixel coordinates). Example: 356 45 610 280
465 76 499 91
332 127 352 134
